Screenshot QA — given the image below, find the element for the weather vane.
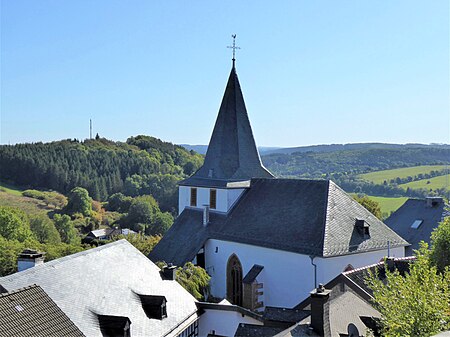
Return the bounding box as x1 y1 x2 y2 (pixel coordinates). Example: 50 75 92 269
227 34 240 66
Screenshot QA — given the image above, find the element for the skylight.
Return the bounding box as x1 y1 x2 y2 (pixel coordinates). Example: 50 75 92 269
411 220 423 229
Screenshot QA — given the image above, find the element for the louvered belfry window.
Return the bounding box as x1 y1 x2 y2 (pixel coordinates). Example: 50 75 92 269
190 188 197 207
210 189 217 209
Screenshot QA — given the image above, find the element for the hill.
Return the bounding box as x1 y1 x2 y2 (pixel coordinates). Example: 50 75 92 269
0 136 203 213
360 165 448 185
399 174 450 193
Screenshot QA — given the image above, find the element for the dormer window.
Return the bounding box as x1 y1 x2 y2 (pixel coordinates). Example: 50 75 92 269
210 189 217 209
355 219 370 238
139 295 167 320
97 315 131 337
190 188 197 207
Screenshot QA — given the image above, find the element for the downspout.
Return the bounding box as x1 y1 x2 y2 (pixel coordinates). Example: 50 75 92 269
310 256 317 289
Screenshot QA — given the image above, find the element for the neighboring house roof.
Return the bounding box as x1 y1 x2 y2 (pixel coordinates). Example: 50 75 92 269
295 256 415 308
87 228 137 239
180 65 273 188
0 284 84 337
0 240 198 337
234 323 286 337
385 197 449 254
150 178 408 265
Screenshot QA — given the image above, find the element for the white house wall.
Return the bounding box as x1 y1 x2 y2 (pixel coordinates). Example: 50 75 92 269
315 246 405 286
204 239 405 307
197 308 262 337
179 186 245 214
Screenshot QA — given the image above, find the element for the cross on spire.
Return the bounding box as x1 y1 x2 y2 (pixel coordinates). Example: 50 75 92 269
227 34 240 67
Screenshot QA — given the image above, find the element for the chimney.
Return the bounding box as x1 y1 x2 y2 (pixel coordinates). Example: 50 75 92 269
203 205 210 226
162 263 177 280
385 257 395 272
18 249 45 272
310 284 331 336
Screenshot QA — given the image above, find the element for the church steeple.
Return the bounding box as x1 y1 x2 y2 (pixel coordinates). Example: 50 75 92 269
181 64 273 188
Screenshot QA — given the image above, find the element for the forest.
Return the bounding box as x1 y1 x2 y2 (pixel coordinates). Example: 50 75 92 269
0 135 203 213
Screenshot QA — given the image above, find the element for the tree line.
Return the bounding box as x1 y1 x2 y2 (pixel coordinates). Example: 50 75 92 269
0 136 203 212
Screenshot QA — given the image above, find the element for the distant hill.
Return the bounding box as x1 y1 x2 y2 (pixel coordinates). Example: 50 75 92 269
180 144 281 155
0 136 203 212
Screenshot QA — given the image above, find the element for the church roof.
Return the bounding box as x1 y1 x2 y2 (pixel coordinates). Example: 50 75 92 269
149 178 408 265
180 66 273 188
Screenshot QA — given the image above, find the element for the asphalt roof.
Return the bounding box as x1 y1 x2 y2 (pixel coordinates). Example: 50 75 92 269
180 65 273 188
0 284 84 337
385 198 449 253
150 178 408 265
0 240 198 337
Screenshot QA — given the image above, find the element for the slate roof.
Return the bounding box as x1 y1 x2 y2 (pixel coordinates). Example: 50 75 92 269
0 284 84 337
150 178 408 264
180 65 273 188
0 240 198 337
385 198 449 254
263 306 309 324
234 323 285 337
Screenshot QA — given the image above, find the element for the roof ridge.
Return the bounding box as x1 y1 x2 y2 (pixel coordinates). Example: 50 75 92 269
0 283 39 297
0 240 132 280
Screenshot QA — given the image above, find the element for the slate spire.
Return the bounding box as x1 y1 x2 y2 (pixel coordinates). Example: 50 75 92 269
182 65 273 187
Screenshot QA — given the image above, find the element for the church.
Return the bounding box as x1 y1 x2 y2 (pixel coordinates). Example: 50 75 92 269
149 57 408 310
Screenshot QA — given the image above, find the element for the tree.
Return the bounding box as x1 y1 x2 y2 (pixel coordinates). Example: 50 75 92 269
29 214 61 244
354 195 382 219
175 262 210 300
53 214 79 244
107 192 133 213
366 243 450 336
126 195 159 228
146 212 173 236
65 187 92 217
430 216 450 273
0 206 32 241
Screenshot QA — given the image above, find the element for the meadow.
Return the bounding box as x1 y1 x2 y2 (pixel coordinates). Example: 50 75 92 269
359 165 447 184
399 174 450 192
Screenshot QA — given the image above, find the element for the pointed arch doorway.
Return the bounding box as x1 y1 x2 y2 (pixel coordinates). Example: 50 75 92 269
226 254 243 306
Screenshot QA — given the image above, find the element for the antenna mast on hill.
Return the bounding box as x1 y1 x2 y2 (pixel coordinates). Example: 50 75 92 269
90 119 92 140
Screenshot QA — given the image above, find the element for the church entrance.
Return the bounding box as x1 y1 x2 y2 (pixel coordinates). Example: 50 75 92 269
226 254 243 306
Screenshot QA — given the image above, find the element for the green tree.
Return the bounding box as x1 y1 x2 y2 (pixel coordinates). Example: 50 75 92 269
430 216 450 273
126 195 159 228
29 214 61 244
366 243 450 336
65 187 92 217
107 192 133 213
175 262 210 300
146 211 173 236
354 195 382 219
0 206 32 241
53 214 79 244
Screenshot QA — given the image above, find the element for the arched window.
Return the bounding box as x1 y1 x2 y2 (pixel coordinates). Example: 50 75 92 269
226 254 243 306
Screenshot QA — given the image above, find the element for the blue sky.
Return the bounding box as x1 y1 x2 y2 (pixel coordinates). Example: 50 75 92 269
1 1 449 147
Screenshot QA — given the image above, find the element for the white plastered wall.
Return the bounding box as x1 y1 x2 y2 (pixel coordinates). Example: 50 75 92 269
204 239 405 307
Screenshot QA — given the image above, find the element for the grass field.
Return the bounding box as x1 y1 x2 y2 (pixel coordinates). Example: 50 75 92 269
351 193 408 216
359 165 447 184
0 181 24 196
399 174 450 192
367 196 408 215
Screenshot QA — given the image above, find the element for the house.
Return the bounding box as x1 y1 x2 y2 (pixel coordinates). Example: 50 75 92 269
84 227 137 242
1 241 266 337
0 284 84 337
0 240 199 336
385 196 449 255
149 61 408 310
